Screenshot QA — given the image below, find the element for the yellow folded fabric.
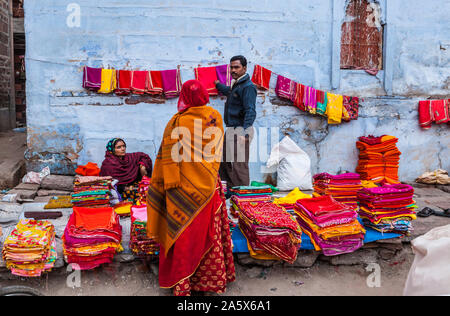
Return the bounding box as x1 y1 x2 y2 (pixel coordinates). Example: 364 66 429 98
273 187 311 205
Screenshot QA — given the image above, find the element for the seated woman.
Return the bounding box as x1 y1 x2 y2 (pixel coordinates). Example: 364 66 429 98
99 138 152 202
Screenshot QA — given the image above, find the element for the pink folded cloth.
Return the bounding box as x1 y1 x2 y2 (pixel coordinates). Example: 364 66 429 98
275 75 296 100
161 69 182 98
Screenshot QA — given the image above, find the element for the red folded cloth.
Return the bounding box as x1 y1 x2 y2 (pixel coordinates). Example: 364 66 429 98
147 71 163 95
115 70 132 96
131 70 148 94
194 66 219 96
251 65 272 90
75 162 101 176
419 99 449 129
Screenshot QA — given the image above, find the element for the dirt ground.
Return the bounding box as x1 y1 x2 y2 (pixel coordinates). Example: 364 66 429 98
0 245 414 296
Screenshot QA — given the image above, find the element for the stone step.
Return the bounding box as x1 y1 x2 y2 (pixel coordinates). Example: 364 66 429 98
0 160 26 190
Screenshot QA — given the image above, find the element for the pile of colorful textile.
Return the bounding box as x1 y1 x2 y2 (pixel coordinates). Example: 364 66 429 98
137 176 151 205
357 184 417 235
313 173 363 208
83 66 182 98
71 176 113 208
238 202 302 263
229 186 273 218
356 135 401 184
62 207 122 270
295 196 366 256
273 70 359 124
2 219 57 277
221 180 228 196
273 187 312 213
129 205 160 258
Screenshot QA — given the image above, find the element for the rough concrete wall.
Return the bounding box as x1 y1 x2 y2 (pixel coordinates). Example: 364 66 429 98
0 0 11 130
24 0 450 182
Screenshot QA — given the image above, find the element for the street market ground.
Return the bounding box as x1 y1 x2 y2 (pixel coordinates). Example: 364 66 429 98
0 252 413 296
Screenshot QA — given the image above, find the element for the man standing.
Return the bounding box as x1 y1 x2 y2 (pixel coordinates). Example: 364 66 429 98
215 55 257 194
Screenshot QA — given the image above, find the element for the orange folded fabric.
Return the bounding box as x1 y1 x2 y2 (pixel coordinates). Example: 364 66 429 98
75 162 101 177
194 66 219 96
73 207 116 231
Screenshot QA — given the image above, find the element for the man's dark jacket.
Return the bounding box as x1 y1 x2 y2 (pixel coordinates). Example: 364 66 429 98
215 74 257 130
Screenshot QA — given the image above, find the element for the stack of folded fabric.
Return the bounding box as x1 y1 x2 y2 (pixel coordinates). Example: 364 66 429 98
357 184 417 235
273 187 312 213
62 207 122 270
229 186 273 218
238 202 302 263
71 176 113 208
137 176 151 205
129 205 159 258
295 196 366 256
2 219 57 277
313 173 363 208
356 135 401 184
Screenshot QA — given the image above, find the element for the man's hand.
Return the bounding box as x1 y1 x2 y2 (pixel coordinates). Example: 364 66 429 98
214 80 220 85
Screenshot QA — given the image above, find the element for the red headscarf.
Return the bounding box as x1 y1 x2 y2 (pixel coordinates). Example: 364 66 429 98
177 80 210 112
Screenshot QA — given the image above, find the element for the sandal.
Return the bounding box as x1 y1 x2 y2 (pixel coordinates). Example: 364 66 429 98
433 209 450 218
417 207 435 218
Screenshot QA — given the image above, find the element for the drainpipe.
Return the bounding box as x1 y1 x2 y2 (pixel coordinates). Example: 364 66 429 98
8 0 16 130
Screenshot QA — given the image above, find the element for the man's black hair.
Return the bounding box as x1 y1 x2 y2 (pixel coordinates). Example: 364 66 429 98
230 55 247 67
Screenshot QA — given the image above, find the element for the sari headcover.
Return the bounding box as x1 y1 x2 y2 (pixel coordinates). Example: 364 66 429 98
177 79 210 112
83 66 102 91
251 65 272 90
99 151 153 186
194 66 219 96
215 64 232 87
161 69 182 98
146 104 224 255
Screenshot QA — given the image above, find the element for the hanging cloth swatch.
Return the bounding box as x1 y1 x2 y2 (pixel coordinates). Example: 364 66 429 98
251 65 272 90
303 86 317 114
316 90 327 116
194 66 219 96
115 70 132 96
98 69 117 94
343 96 360 121
83 66 102 91
147 71 164 95
215 64 232 87
325 92 344 124
131 70 148 94
418 99 449 129
275 75 296 100
161 69 182 99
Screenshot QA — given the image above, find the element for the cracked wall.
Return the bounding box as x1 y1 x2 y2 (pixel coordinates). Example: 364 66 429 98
24 0 450 182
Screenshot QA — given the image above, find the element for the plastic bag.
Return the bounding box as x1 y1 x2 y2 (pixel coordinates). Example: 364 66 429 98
403 224 450 296
266 136 313 191
22 166 50 184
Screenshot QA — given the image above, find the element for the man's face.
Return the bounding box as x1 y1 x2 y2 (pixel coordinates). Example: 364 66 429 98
230 60 247 80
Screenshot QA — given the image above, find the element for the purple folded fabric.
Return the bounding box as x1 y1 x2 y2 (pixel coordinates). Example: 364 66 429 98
313 173 361 181
83 66 102 91
161 69 182 98
359 184 414 196
215 64 231 87
275 75 295 100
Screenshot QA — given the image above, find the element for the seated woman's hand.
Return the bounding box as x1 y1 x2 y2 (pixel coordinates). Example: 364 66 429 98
140 164 148 176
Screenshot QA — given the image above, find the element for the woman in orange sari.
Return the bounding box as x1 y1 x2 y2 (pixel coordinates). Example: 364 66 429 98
146 80 235 296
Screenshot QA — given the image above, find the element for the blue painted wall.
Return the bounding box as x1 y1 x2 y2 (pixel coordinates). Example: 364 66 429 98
24 0 450 182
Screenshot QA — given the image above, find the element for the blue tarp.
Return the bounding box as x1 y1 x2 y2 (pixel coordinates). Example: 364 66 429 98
232 224 401 253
